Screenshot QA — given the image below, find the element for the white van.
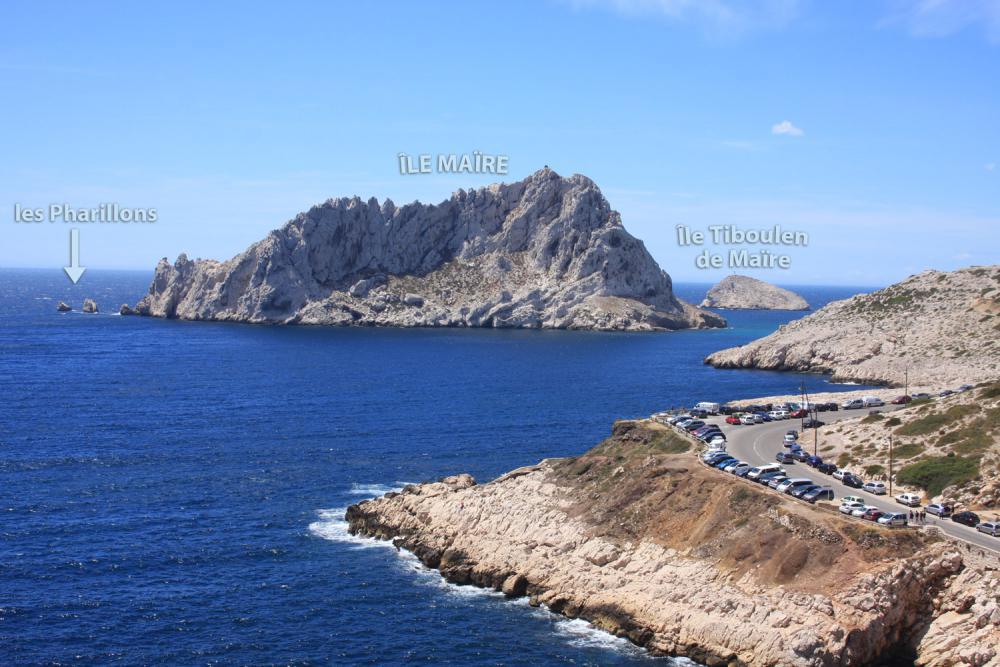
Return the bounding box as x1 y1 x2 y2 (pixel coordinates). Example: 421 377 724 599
841 398 865 410
862 396 884 407
746 463 782 480
695 402 721 414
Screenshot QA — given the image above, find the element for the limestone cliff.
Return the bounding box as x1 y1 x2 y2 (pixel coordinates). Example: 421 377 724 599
347 421 999 666
705 266 1000 387
134 168 724 331
700 274 809 310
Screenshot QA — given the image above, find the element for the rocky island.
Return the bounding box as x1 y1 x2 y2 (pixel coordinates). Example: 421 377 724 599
705 266 1000 387
132 168 724 332
700 274 809 310
347 420 999 665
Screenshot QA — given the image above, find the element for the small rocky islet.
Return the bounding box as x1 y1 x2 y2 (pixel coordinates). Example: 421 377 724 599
700 274 809 310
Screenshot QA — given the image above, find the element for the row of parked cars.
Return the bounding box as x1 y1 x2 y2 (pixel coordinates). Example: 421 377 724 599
919 503 1000 536
701 449 836 503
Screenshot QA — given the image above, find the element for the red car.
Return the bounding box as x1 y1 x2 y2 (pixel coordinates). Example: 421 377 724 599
891 395 912 404
725 415 741 425
862 508 884 522
790 409 809 418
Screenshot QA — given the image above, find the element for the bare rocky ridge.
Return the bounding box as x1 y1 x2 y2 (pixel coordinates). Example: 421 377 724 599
134 168 724 331
700 274 809 310
705 266 1000 387
347 421 1000 666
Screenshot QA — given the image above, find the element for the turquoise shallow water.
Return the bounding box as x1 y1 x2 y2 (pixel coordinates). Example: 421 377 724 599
0 269 874 665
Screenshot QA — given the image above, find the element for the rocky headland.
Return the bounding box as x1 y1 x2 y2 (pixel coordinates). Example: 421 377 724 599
347 420 999 666
700 274 809 310
132 168 724 331
705 266 1000 387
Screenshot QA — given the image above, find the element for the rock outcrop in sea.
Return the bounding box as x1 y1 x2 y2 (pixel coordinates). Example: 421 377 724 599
133 168 725 331
700 274 809 310
347 421 1000 666
82 298 98 313
56 301 71 312
705 266 1000 387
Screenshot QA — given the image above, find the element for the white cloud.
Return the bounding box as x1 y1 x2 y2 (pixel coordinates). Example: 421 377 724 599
771 120 804 137
882 0 1000 44
562 0 801 35
986 163 996 171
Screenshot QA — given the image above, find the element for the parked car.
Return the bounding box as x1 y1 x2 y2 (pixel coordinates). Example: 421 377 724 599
951 511 980 527
925 503 953 517
723 460 747 473
878 512 909 527
816 463 838 475
802 418 825 428
957 384 974 393
757 471 786 485
841 495 865 505
891 395 912 405
895 493 921 507
777 478 814 494
938 389 954 397
755 412 772 422
976 522 1000 537
790 408 809 418
852 504 878 517
839 501 866 515
725 415 742 425
803 487 835 503
783 432 798 443
767 410 788 420
714 457 738 470
862 396 884 407
842 474 864 488
791 450 810 462
690 408 709 418
841 398 865 410
746 464 783 481
805 455 822 467
832 469 852 481
707 437 727 449
790 484 820 499
863 481 888 495
775 451 795 464
703 452 731 464
731 463 752 477
683 420 705 432
668 415 691 425
767 475 790 489
861 508 884 522
739 414 757 425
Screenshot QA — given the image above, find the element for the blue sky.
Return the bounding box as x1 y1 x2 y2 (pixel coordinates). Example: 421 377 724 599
1 0 997 285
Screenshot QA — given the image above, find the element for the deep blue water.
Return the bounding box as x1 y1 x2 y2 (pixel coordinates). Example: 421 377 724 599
1 269 875 665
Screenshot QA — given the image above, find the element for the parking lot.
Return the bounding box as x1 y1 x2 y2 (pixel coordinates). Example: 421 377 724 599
660 404 1000 553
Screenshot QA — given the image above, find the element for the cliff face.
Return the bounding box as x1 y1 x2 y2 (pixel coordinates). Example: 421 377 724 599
135 168 724 331
700 274 809 310
705 266 1000 387
346 421 1000 666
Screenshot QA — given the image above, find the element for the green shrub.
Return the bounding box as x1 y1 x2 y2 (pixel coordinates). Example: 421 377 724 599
896 456 979 497
862 413 885 424
865 464 885 476
884 417 902 427
978 383 1000 400
895 404 980 436
892 442 924 459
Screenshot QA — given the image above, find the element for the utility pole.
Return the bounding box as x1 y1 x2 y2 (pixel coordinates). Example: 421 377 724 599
888 434 894 496
904 366 909 397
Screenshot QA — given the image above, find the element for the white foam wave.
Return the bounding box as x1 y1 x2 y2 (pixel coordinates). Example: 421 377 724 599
307 507 397 551
347 482 408 496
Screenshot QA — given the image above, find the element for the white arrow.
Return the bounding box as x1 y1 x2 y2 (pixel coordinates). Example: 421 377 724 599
63 228 86 284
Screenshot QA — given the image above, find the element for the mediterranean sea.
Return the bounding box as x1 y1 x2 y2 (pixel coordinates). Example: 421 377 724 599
0 269 875 665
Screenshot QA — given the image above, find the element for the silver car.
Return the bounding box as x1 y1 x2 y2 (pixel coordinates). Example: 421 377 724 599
976 522 1000 537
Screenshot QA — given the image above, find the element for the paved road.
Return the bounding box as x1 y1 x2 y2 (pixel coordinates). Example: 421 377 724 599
703 408 1000 553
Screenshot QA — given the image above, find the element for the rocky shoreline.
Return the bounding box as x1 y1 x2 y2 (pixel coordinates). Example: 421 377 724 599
346 421 1000 666
705 266 1000 387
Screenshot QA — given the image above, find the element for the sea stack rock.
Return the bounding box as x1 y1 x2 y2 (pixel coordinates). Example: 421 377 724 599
82 298 98 313
56 301 72 312
119 304 137 316
700 275 809 310
133 168 726 332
